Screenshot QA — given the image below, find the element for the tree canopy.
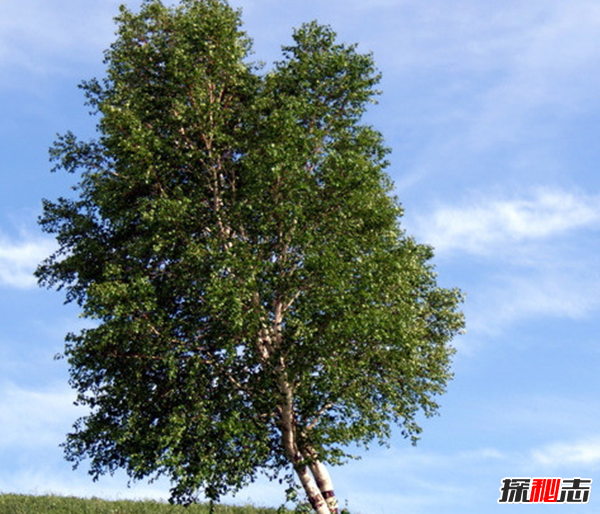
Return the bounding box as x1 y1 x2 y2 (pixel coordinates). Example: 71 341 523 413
37 1 464 512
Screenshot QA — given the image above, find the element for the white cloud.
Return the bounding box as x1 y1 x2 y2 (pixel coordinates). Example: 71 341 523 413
353 0 600 104
0 381 78 449
466 269 600 337
482 394 600 438
458 447 505 461
0 0 131 85
0 466 173 503
0 232 56 289
351 0 600 195
409 187 600 336
413 188 600 257
327 445 504 514
470 0 600 143
531 437 600 468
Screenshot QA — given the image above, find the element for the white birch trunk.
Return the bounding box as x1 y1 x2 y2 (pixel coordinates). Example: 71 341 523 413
304 449 339 514
294 463 331 514
279 396 330 513
269 300 333 514
277 362 330 514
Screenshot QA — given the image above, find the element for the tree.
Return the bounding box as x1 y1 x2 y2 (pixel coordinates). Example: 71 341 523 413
37 1 464 512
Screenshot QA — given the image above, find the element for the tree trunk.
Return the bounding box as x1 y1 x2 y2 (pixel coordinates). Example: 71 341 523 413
294 462 332 514
271 303 336 514
304 448 339 514
277 367 330 513
279 400 330 514
308 462 339 514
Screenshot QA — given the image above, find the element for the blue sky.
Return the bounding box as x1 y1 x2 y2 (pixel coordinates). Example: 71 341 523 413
1 1 600 512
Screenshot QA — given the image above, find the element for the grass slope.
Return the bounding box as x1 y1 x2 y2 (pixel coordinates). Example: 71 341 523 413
0 494 289 514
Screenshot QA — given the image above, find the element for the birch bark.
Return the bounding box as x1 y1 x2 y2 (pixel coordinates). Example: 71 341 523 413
277 377 330 514
264 299 339 514
305 453 339 514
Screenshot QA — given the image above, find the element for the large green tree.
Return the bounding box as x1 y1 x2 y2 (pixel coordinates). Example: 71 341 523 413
37 1 464 512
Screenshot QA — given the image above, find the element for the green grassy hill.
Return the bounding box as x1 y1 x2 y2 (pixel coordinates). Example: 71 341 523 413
0 494 290 514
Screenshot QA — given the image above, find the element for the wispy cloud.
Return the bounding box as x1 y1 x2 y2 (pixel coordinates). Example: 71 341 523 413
413 188 600 257
0 232 55 289
0 0 124 85
0 465 173 503
466 269 600 337
0 381 77 449
482 394 600 439
409 187 600 336
531 437 600 468
354 0 600 195
468 0 600 146
328 445 504 514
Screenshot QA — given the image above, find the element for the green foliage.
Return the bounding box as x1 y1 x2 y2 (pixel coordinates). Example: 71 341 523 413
37 0 464 508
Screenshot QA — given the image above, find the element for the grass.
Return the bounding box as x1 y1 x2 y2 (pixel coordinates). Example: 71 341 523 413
0 494 291 514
